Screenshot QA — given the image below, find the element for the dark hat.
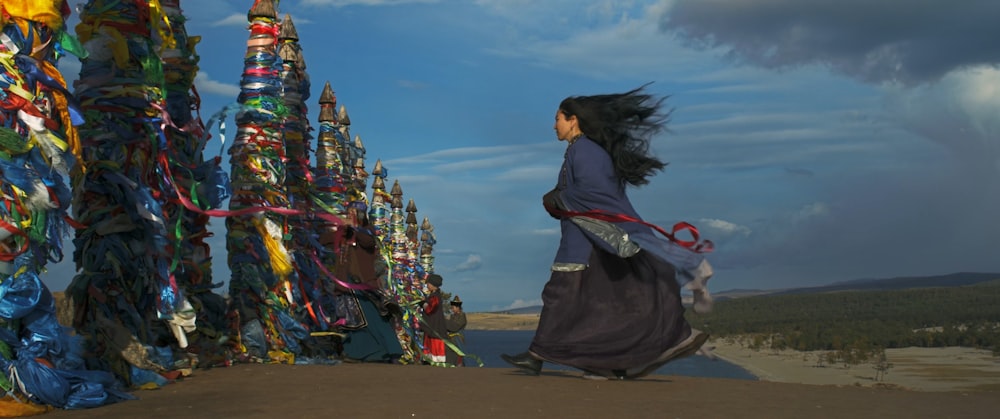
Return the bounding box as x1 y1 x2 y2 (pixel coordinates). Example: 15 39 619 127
426 273 443 287
450 296 463 307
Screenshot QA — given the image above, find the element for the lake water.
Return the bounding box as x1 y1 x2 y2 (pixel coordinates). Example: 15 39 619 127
459 330 757 380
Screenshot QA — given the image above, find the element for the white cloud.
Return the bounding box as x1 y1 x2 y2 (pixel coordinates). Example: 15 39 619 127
384 143 560 178
210 13 249 27
699 218 751 236
479 1 711 80
792 203 829 223
434 154 550 174
496 166 557 182
452 254 483 272
195 71 241 97
195 9 300 28
302 0 440 7
885 66 1000 174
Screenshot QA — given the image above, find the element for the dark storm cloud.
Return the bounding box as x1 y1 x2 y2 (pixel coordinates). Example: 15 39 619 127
660 0 1000 85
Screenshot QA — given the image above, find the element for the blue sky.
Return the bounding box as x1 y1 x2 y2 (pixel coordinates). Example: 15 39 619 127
45 0 1000 312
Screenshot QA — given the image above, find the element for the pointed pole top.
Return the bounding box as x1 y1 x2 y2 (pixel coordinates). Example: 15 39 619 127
338 105 351 125
319 82 337 122
249 0 278 20
372 159 384 176
390 180 403 197
421 217 433 231
354 134 365 151
320 82 336 103
279 14 299 40
279 44 299 64
406 199 417 213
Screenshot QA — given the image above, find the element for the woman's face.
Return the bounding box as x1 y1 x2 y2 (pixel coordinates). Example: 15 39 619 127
553 110 578 141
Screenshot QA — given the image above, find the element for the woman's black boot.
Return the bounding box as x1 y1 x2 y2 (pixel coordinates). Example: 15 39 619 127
501 352 542 375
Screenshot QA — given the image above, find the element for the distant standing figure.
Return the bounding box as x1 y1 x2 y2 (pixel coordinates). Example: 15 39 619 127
502 85 714 380
445 296 468 366
421 274 448 365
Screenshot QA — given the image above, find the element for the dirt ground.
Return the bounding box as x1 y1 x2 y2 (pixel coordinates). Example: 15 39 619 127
39 362 998 419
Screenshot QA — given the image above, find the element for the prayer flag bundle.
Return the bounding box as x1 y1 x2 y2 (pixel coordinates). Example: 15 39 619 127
419 216 436 274
226 0 306 364
1 1 450 397
0 0 133 412
276 14 340 361
158 0 231 367
385 180 426 363
67 0 195 388
313 82 347 218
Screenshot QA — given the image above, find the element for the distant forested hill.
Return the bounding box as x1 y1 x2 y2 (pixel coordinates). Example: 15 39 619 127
488 272 1000 314
713 272 1000 300
688 278 1000 354
768 272 1000 295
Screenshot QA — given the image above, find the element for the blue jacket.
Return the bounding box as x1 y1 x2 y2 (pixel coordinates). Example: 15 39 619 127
551 137 707 285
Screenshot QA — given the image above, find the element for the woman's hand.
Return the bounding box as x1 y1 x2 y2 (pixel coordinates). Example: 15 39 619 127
543 188 565 219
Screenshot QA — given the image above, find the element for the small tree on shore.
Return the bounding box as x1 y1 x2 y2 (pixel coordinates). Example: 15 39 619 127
873 348 893 382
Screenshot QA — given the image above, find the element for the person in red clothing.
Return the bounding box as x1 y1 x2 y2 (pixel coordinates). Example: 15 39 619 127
421 274 448 365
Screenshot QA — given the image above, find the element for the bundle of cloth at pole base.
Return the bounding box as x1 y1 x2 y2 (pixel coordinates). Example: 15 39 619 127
64 0 231 390
0 0 133 415
155 0 233 368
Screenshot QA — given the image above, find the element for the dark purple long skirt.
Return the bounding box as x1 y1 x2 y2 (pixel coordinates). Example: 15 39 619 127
528 248 692 372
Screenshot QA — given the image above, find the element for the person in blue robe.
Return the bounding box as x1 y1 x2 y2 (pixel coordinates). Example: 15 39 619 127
502 85 713 379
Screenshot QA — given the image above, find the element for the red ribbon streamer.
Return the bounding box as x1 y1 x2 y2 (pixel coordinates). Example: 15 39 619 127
546 206 714 253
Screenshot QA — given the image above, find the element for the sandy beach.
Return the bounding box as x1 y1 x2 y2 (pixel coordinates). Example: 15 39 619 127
709 339 1000 392
466 313 1000 393
466 313 540 331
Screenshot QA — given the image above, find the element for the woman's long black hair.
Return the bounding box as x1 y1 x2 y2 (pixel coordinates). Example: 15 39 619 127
558 84 669 186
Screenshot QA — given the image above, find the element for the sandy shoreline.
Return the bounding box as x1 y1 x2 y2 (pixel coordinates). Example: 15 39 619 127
466 313 1000 392
467 313 540 331
709 338 1000 392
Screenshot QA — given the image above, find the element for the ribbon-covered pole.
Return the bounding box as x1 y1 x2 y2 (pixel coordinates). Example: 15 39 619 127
68 0 190 387
313 82 347 308
226 0 305 364
419 216 437 274
0 0 132 410
158 0 232 365
277 14 340 362
313 82 347 219
386 180 425 363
